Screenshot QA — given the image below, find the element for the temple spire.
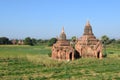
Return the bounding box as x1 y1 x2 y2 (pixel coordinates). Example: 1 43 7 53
61 27 65 33
86 20 91 27
59 27 66 40
84 21 93 35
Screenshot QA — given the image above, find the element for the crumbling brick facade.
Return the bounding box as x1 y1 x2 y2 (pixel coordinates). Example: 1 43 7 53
52 27 74 61
75 21 103 59
52 21 103 60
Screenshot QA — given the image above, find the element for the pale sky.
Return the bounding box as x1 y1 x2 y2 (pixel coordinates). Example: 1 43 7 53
0 0 120 39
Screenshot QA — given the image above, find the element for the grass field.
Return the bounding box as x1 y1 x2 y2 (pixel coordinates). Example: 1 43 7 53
0 44 120 80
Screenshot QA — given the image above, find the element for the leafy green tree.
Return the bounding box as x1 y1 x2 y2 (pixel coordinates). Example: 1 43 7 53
48 38 57 46
101 35 110 56
109 39 116 44
36 39 49 45
0 37 10 44
101 35 109 45
24 37 33 46
71 36 77 42
70 36 77 48
31 38 37 45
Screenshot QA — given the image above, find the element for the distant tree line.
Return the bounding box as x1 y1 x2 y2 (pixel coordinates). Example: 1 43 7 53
0 35 120 46
0 37 12 44
23 37 57 46
101 35 120 45
0 37 57 46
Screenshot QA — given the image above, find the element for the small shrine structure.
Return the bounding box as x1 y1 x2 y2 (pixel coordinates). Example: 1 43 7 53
52 27 75 61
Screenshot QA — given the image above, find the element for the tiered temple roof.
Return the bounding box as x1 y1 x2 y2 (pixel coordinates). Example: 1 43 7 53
52 21 103 60
75 21 103 58
52 27 74 61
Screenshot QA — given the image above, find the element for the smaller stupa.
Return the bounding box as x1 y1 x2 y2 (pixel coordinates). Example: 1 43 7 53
52 27 74 61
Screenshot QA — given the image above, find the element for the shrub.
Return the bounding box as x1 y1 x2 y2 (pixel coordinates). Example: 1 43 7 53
48 38 57 46
103 53 107 58
48 52 52 57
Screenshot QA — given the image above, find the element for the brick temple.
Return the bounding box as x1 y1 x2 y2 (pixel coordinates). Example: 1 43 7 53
75 21 103 59
52 21 103 60
52 27 75 61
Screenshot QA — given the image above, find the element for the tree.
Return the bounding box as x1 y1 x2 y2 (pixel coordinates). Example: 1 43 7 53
71 36 77 42
101 35 110 56
109 39 116 44
24 37 33 46
31 38 37 45
0 37 10 44
101 35 109 45
70 36 77 48
48 38 57 46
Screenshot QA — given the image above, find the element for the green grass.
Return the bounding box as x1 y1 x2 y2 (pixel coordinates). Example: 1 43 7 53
0 45 51 57
0 44 120 80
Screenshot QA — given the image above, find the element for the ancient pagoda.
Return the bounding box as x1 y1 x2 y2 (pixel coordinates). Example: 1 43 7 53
52 27 74 61
75 21 103 59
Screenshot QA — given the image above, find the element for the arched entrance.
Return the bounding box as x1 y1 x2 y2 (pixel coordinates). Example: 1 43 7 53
74 50 81 59
97 51 100 58
69 52 72 60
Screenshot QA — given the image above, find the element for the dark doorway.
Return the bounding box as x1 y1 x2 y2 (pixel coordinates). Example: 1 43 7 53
70 52 72 60
74 50 81 59
97 51 100 58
